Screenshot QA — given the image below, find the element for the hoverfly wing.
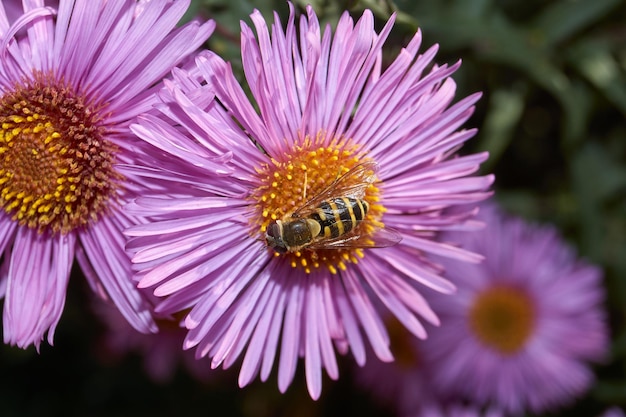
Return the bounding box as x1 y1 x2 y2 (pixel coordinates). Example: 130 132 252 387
366 227 403 248
292 160 378 219
308 226 402 250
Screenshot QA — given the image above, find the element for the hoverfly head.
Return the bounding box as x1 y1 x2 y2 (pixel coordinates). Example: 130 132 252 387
265 220 288 254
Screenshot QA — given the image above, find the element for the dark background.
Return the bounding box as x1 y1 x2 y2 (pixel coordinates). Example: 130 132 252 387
2 0 625 416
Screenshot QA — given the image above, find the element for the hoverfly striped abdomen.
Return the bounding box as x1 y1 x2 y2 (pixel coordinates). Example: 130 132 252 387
311 197 369 240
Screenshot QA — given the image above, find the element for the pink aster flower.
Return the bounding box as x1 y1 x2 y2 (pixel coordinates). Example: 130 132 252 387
0 0 214 349
420 203 610 414
124 4 493 399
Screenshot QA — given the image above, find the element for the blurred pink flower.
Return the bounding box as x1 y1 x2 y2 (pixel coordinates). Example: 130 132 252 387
0 0 213 349
421 203 610 414
407 404 504 417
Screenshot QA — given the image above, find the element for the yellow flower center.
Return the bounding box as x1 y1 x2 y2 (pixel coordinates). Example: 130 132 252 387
468 285 536 355
250 135 385 274
0 72 120 234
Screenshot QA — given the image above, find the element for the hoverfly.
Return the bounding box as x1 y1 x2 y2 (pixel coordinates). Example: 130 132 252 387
265 161 402 254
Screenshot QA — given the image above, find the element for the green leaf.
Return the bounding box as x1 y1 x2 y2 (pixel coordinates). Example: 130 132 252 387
570 142 626 259
529 0 622 45
569 39 626 116
572 142 626 203
477 87 526 171
557 80 594 149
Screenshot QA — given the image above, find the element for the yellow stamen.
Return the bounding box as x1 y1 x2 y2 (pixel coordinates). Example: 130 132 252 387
249 136 386 274
0 71 120 234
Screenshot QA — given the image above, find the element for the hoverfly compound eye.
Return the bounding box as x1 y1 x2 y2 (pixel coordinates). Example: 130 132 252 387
266 222 288 253
266 222 278 238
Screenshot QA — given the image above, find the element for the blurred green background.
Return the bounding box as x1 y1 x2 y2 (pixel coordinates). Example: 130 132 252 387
1 0 625 415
